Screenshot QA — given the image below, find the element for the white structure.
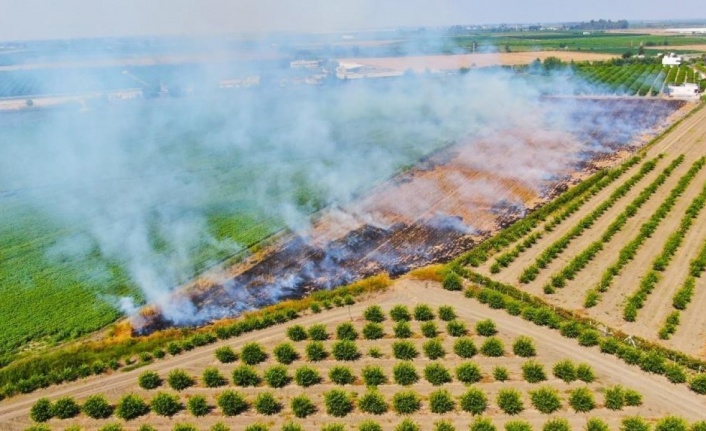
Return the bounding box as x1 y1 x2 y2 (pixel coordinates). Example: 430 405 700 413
290 60 321 69
665 27 706 34
667 83 701 99
662 53 682 66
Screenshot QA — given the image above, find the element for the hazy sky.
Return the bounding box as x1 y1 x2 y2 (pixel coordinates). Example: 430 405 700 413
0 0 703 41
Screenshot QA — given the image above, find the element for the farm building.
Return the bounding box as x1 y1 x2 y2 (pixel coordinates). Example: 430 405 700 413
666 83 701 99
662 53 682 66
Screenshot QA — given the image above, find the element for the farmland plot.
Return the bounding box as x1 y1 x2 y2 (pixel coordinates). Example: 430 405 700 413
0 281 704 431
469 104 706 357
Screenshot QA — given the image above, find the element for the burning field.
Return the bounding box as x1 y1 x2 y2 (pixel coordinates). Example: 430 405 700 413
137 97 688 332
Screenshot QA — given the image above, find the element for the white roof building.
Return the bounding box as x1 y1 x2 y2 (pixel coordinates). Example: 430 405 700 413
662 53 682 66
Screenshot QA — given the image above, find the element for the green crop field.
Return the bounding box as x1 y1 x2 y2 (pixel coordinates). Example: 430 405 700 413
0 83 472 360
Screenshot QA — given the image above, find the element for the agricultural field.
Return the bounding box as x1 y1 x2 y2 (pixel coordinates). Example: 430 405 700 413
1 281 705 431
461 103 706 356
574 62 704 96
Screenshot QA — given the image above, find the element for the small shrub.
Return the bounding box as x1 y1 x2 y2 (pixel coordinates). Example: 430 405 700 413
82 394 113 419
290 394 316 418
308 324 329 340
577 330 600 347
167 369 195 391
390 305 412 321
115 394 149 421
150 392 182 417
362 365 388 386
480 337 504 357
421 321 439 338
621 417 650 431
542 419 570 431
140 426 157 431
522 361 547 383
438 305 457 321
443 272 463 291
568 387 594 413
51 396 80 419
215 346 238 363
552 360 576 383
392 390 422 414
286 325 308 341
576 364 595 383
470 417 497 431
264 365 291 388
429 389 456 413
456 362 482 384
423 339 446 359
254 392 282 415
559 321 581 338
336 322 359 340
414 304 435 321
424 362 453 386
454 337 477 358
665 364 687 384
98 425 123 431
282 425 302 431
202 367 228 388
241 342 268 365
435 420 456 431
689 374 706 394
245 424 269 431
305 341 328 361
368 347 383 358
604 386 625 410
30 398 53 422
211 424 231 431
394 321 413 338
512 336 537 357
395 419 420 431
459 387 488 414
332 340 361 361
324 389 354 417
393 340 418 360
359 420 383 431
586 418 609 431
624 389 643 406
447 320 468 337
640 351 666 374
329 366 356 385
322 424 346 431
690 422 706 431
655 417 688 431
493 366 509 382
358 390 388 415
363 322 385 340
393 362 419 385
232 365 261 387
273 343 299 364
364 305 386 322
475 319 497 336
138 371 162 390
187 395 210 417
497 389 524 415
294 366 322 387
216 390 248 416
173 424 198 431
505 421 532 431
310 302 322 313
529 387 561 414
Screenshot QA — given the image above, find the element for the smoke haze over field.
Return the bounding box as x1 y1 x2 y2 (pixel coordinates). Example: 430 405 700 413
0 60 682 330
